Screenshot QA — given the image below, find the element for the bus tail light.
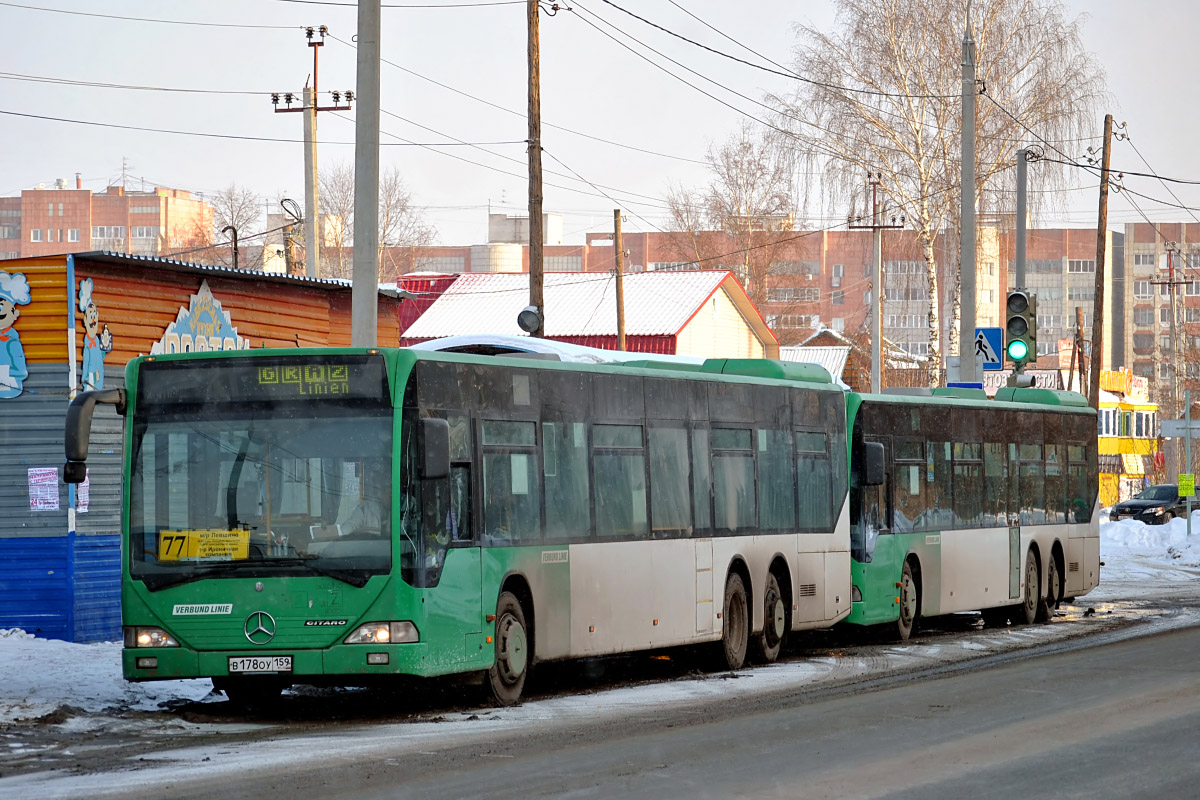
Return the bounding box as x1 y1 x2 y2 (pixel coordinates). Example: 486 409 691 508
124 627 179 648
344 621 419 644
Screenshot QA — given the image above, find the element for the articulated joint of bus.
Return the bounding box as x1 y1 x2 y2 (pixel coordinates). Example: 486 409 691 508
63 388 126 483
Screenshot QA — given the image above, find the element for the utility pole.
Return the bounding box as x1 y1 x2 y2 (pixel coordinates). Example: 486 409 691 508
1088 113 1115 409
1067 306 1085 393
272 25 353 280
849 174 904 393
614 209 626 351
527 0 545 337
351 1 381 347
959 2 978 385
1153 241 1186 474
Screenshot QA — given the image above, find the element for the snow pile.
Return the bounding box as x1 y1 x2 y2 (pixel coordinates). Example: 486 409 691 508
0 629 215 723
1 516 1197 723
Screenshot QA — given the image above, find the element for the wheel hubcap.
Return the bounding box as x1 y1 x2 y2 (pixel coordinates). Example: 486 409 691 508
497 614 527 682
900 574 915 624
770 594 785 640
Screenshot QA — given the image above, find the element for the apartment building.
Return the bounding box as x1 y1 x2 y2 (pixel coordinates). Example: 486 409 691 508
0 178 212 261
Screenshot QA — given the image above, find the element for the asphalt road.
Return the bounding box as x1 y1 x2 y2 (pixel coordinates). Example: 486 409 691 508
197 624 1200 800
5 597 1198 800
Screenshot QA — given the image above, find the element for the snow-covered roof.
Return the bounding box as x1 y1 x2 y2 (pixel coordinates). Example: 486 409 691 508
409 334 704 364
779 345 851 380
401 271 736 339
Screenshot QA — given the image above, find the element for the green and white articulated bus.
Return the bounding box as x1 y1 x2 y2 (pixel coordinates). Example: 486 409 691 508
843 387 1101 639
64 346 855 706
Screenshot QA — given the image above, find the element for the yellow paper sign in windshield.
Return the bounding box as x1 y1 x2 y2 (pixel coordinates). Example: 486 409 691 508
158 529 250 561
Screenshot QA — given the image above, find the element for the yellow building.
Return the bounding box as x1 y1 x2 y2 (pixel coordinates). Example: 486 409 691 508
1097 369 1159 506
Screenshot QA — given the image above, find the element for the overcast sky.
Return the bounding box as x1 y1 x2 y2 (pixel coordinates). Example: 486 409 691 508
3 0 1198 246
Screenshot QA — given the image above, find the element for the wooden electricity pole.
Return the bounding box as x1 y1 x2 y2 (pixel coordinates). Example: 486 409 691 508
527 0 544 336
614 209 626 351
1088 113 1114 409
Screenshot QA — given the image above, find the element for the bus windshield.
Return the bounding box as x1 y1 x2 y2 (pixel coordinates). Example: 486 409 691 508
128 410 393 590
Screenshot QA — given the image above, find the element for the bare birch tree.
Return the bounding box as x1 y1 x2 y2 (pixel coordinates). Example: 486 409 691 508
317 161 437 282
773 0 1103 384
664 122 799 305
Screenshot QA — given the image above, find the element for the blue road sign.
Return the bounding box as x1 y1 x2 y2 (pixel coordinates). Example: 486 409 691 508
975 327 1004 371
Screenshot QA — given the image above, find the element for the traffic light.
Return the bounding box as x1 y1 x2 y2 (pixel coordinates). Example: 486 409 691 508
1005 289 1038 364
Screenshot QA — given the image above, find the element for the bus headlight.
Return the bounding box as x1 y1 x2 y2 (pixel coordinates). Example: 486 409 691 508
344 621 419 644
851 586 862 603
124 627 179 648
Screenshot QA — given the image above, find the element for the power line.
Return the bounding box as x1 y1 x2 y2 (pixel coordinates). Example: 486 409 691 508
324 33 708 166
0 1 299 29
592 0 957 100
0 108 525 147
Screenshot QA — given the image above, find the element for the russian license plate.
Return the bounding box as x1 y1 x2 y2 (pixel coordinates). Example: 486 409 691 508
228 656 293 674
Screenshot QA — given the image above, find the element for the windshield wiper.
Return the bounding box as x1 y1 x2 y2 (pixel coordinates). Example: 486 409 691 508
137 558 371 591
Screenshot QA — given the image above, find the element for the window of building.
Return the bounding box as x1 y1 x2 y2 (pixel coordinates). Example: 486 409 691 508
132 226 159 239
900 341 930 355
648 262 698 272
1068 259 1095 273
1133 334 1154 350
1160 335 1172 349
1133 253 1156 267
1133 308 1154 326
767 287 820 303
1188 308 1200 323
1067 286 1094 301
774 260 819 275
1160 363 1173 379
129 205 159 214
832 290 844 305
1037 314 1062 330
92 226 126 240
1162 307 1174 325
544 256 582 272
68 229 79 243
1134 280 1152 298
832 317 845 332
1133 363 1154 378
58 202 64 217
1022 259 1062 274
30 229 42 243
884 260 924 275
0 226 18 239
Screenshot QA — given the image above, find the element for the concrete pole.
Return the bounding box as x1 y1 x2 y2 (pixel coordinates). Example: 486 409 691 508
351 0 381 347
303 87 320 279
1187 388 1193 537
872 183 883 393
1016 149 1027 289
959 5 978 384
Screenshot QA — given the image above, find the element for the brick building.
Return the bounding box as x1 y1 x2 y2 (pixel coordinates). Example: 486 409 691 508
0 178 212 261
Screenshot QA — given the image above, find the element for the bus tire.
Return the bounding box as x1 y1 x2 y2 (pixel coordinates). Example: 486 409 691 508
1038 554 1060 623
1018 549 1040 625
895 560 919 641
752 571 786 664
486 591 530 706
718 572 750 670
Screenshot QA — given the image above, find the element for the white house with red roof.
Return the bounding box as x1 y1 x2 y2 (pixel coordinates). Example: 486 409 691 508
398 270 779 359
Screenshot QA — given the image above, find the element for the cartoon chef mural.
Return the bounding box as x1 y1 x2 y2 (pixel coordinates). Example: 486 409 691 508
78 277 113 391
0 269 32 399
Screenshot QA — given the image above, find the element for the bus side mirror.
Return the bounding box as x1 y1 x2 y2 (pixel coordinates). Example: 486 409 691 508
861 441 885 486
63 388 126 484
420 417 450 480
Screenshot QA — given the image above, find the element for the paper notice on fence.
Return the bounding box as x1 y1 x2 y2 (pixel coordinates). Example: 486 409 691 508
28 467 60 511
78 470 90 513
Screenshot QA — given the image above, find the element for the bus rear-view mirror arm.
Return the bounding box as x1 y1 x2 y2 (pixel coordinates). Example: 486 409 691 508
63 389 127 484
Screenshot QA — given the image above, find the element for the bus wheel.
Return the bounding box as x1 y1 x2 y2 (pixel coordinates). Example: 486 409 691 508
1018 550 1040 625
718 573 750 670
487 591 530 706
1038 555 1060 623
895 561 919 641
752 572 786 664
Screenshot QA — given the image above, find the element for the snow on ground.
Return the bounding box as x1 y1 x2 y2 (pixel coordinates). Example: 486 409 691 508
2 514 1199 725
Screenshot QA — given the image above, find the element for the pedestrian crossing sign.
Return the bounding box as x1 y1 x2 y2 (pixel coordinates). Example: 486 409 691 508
975 327 1003 371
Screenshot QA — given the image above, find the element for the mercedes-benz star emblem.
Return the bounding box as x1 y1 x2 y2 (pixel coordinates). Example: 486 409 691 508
244 611 277 645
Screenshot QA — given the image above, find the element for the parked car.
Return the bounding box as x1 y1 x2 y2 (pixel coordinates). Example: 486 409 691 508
1109 484 1189 525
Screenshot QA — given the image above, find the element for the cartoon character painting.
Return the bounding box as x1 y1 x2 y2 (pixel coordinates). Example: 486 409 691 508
78 278 113 392
0 269 32 399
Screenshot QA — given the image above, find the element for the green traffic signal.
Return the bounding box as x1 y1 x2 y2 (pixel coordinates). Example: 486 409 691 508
1005 289 1037 365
